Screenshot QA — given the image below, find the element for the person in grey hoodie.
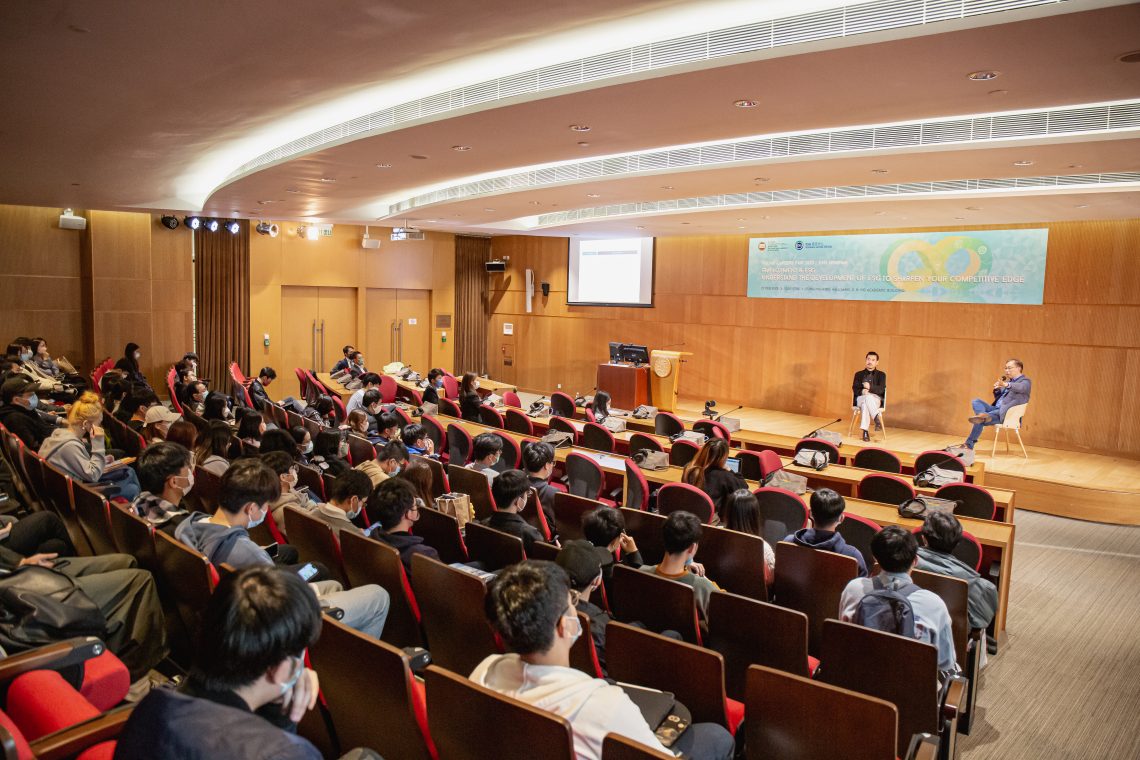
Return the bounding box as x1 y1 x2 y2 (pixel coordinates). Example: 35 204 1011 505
783 488 867 577
917 511 998 632
175 458 390 640
39 390 140 501
472 561 734 760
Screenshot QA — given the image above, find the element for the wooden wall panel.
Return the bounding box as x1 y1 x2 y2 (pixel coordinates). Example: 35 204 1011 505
489 219 1140 457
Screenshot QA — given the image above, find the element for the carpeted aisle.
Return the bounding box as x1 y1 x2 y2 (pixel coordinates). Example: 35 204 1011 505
960 511 1140 759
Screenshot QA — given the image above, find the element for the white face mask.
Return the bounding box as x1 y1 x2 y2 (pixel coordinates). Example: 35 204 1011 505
176 471 194 495
303 441 314 455
561 611 582 645
338 442 350 457
134 352 141 360
247 504 267 529
279 655 304 695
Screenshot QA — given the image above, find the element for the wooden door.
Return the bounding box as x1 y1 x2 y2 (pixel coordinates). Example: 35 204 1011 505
316 287 358 372
396 289 431 372
366 288 398 369
280 286 321 399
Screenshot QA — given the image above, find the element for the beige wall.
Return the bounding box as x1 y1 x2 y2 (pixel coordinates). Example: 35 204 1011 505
489 220 1140 457
250 222 455 399
0 204 192 389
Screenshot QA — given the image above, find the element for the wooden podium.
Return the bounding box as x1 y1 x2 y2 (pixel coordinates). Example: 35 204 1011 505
648 350 691 412
596 363 649 410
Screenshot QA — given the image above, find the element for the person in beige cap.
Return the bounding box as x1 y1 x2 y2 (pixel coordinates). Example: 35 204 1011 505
143 404 182 443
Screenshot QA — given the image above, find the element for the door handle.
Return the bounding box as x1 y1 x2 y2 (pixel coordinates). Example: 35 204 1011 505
319 320 325 370
397 319 403 362
391 320 396 360
312 320 317 370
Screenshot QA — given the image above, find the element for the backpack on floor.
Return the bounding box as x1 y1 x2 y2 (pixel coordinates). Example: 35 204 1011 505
854 576 919 637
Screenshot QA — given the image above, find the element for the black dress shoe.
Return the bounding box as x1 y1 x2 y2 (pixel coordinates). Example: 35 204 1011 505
862 430 870 442
874 417 882 431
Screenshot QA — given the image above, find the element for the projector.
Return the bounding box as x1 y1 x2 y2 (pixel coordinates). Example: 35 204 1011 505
485 259 508 273
390 226 424 241
361 234 381 249
59 209 87 230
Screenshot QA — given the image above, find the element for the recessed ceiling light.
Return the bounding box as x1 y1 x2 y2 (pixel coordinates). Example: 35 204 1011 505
635 226 645 230
410 155 429 160
1075 204 1089 208
967 70 1000 81
871 169 889 174
577 141 590 147
569 124 591 132
319 177 336 183
1013 160 1034 167
736 218 746 221
753 177 769 183
737 226 746 229
375 163 392 168
733 99 759 108
451 145 471 152
421 220 437 223
989 89 1008 96
660 185 673 190
1068 164 1083 169
965 206 982 211
1117 50 1140 64
257 200 275 205
586 193 600 198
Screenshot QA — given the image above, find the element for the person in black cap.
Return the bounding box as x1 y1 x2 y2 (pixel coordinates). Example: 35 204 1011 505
555 539 615 673
0 375 60 449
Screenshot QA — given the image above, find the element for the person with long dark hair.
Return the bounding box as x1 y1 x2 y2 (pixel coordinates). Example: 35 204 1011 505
236 411 265 450
681 438 745 522
194 421 235 476
310 430 350 476
721 489 775 586
202 391 234 423
590 390 612 422
113 342 151 389
459 371 483 422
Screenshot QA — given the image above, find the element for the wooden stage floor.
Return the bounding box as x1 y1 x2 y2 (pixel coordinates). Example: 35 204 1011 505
670 398 1140 526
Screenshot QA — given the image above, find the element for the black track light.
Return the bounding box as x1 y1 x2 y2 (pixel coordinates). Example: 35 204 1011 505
160 215 180 230
184 216 201 230
225 220 240 234
204 219 219 232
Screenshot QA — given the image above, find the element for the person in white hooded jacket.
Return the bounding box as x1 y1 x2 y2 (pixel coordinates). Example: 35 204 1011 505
471 561 734 760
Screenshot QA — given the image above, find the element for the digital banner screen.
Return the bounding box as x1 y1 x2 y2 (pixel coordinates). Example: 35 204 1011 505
747 229 1048 304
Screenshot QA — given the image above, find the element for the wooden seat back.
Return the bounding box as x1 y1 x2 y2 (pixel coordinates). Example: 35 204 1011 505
745 664 898 760
554 491 604 543
618 508 666 565
696 525 768 601
282 506 348 586
413 505 468 564
339 530 424 648
410 556 499 675
447 464 495 520
772 541 858 656
425 665 575 760
414 454 449 498
464 521 526 571
706 591 811 701
609 564 700 644
72 483 117 556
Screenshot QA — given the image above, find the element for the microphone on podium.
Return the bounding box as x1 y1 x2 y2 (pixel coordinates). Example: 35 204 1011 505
805 418 843 438
714 405 743 422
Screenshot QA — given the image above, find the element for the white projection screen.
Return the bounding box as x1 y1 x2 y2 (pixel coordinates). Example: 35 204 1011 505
567 237 655 306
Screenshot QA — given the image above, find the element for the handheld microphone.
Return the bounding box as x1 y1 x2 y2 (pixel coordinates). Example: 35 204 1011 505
913 451 965 486
806 418 843 438
714 405 743 422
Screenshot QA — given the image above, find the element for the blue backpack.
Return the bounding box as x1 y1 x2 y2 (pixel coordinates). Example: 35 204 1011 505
854 576 919 636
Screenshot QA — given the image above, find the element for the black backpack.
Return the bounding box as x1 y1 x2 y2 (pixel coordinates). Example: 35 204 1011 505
854 576 919 636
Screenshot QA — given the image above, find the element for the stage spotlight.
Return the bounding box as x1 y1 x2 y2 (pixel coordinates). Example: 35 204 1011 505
160 215 180 230
255 221 279 237
224 220 240 234
204 219 219 232
184 216 201 230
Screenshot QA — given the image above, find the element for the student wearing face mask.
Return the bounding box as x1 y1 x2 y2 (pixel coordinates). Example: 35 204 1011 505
0 376 60 449
142 405 182 443
115 566 382 760
264 451 315 531
459 371 484 421
345 374 381 415
130 441 193 534
355 440 408 487
466 432 503 483
344 409 371 440
367 478 439 573
420 367 446 406
372 411 402 447
176 459 389 639
290 426 313 463
237 411 266 450
400 423 435 457
180 380 209 416
638 510 721 621
345 351 368 379
113 342 152 390
39 391 142 501
247 367 277 411
309 470 373 537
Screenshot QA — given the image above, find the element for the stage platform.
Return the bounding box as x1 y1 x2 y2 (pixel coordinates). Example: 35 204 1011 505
669 397 1140 526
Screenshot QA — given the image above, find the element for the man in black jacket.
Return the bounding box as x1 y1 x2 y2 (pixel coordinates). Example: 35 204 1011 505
248 368 276 411
367 478 439 573
0 376 59 449
482 469 544 553
852 351 886 442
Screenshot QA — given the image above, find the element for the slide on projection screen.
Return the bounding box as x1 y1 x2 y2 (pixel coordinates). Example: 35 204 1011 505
568 237 654 306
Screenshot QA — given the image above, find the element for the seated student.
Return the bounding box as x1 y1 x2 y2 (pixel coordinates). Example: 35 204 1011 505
483 469 544 554
396 459 435 511
556 540 616 672
401 423 435 457
581 507 643 581
131 441 193 534
116 566 377 760
0 510 75 558
300 394 337 427
681 438 745 523
166 419 199 457
721 489 776 586
331 344 355 374
290 426 313 464
195 420 235 476
639 511 720 620
29 337 63 378
176 458 389 639
5 340 66 397
466 432 503 483
113 342 151 389
259 428 303 458
142 404 182 444
180 379 209 417
264 451 313 530
373 410 402 446
40 391 141 501
0 375 60 449
310 430 351 477
356 440 408 487
358 390 385 440
522 440 558 529
344 409 372 443
839 526 958 674
344 350 368 379
917 511 998 632
589 390 611 423
310 469 373 537
473 561 734 760
1 539 166 682
345 373 381 415
116 385 159 430
248 367 276 411
784 488 868 577
202 390 235 423
420 367 445 406
237 411 266 450
368 478 440 571
458 371 484 422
